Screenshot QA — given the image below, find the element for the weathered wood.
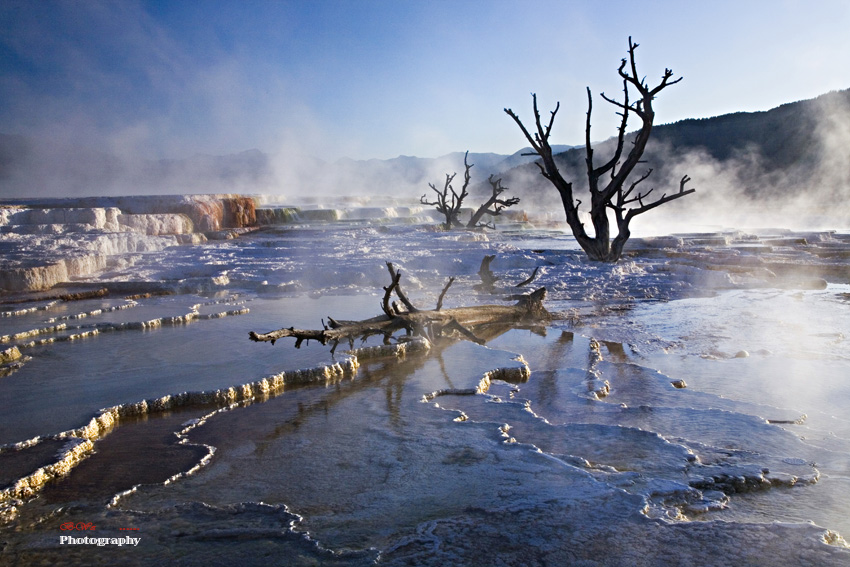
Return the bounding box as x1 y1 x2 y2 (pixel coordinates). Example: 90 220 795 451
435 277 455 311
467 175 521 229
250 258 549 352
477 255 499 290
421 151 473 229
249 288 548 347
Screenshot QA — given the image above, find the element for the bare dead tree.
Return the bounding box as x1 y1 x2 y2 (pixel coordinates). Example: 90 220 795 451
421 151 473 229
467 175 521 229
504 37 695 262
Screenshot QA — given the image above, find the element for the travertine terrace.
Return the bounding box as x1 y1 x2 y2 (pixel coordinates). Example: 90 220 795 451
0 195 257 292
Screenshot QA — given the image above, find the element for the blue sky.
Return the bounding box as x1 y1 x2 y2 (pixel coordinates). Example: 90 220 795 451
1 0 848 161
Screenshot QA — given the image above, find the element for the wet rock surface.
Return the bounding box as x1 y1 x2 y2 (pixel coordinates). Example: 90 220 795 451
0 195 258 292
1 195 849 565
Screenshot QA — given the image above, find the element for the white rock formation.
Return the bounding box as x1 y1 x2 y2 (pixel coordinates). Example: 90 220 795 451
0 195 257 292
117 213 194 235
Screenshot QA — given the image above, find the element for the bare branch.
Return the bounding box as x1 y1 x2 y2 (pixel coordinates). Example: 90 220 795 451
628 37 640 89
505 37 692 262
505 103 541 154
542 99 560 142
436 277 455 311
590 79 631 190
625 175 695 221
619 168 654 206
423 153 473 229
386 262 419 313
515 266 540 288
585 87 595 181
381 267 402 318
467 175 521 228
650 69 683 96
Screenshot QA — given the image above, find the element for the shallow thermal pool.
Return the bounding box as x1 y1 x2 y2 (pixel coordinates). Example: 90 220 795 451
1 215 850 566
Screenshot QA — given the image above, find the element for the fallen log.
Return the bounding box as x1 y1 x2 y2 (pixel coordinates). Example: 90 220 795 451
249 262 549 351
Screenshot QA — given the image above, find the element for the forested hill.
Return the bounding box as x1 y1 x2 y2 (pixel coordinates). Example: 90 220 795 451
651 88 850 172
497 88 850 202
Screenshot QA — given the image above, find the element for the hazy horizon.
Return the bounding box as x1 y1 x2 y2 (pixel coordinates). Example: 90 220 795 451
2 0 849 164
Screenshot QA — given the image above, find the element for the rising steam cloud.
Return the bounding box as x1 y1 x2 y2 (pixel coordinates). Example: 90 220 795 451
496 90 850 235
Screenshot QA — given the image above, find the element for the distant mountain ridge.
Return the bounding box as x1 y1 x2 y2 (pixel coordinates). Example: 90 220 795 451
1 88 848 201
652 92 844 170
0 132 573 198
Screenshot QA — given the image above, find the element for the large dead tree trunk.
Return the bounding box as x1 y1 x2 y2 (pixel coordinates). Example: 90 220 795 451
249 262 549 351
504 37 695 262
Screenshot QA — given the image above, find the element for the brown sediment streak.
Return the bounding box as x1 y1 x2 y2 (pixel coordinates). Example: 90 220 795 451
0 337 428 521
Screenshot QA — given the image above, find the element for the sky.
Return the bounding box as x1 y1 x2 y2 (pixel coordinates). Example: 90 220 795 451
1 0 849 162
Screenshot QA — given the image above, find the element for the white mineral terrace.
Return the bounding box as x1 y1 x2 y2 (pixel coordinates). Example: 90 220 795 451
0 194 453 293
0 195 260 292
2 193 850 566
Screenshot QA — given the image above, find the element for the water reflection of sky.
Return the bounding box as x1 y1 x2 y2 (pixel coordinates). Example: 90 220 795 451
3 223 850 565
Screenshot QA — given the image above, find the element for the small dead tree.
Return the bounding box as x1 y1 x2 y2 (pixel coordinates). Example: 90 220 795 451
466 175 521 229
504 37 695 262
421 151 473 229
422 151 522 230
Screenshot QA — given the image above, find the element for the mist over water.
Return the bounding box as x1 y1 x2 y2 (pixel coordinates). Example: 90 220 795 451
1 195 849 565
2 93 850 565
2 59 850 566
3 1 850 560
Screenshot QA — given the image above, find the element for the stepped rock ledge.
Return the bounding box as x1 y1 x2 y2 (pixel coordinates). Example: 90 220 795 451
0 195 258 293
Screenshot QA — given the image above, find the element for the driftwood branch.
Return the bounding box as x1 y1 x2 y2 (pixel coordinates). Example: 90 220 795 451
436 277 455 311
477 255 500 290
248 288 549 347
386 262 418 313
381 265 403 317
516 267 540 288
249 260 549 350
250 289 549 348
